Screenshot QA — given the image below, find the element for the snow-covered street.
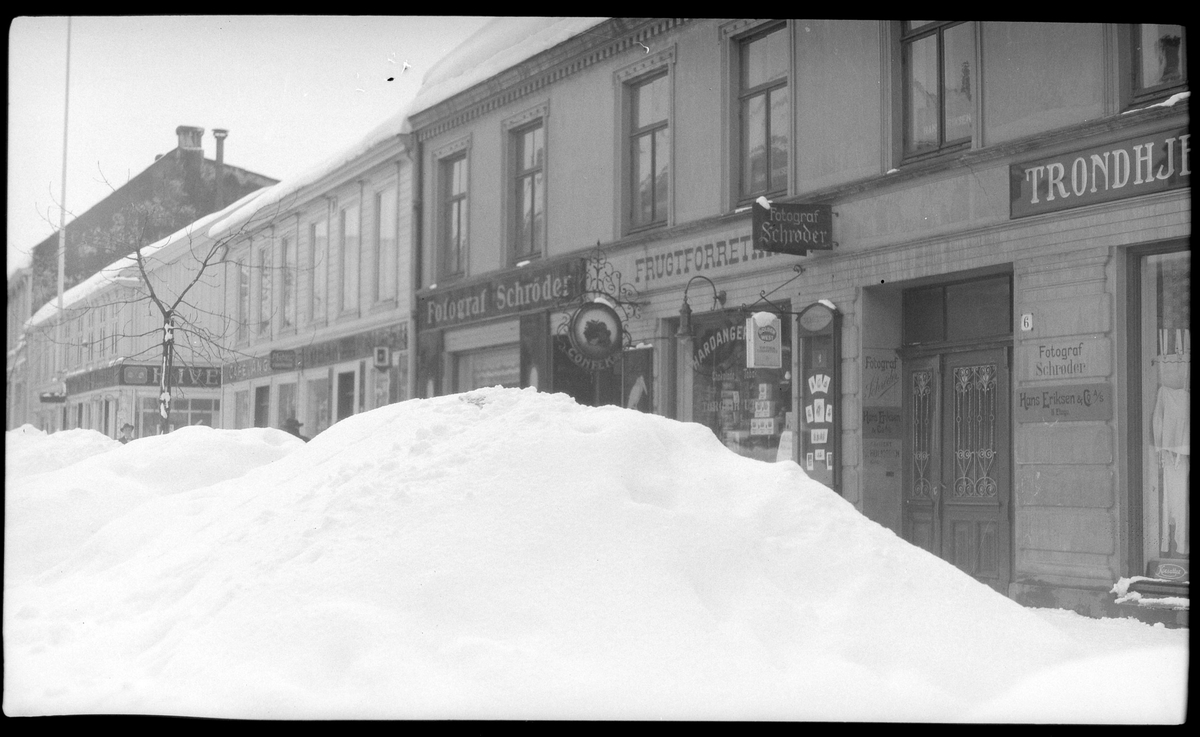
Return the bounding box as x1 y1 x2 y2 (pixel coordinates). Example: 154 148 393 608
4 388 1187 721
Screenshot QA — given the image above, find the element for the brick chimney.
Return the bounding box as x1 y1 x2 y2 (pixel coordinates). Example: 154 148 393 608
176 125 204 150
213 129 228 210
175 125 205 177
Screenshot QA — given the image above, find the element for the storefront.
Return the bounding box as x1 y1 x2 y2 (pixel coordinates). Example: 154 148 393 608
222 321 409 434
58 360 224 439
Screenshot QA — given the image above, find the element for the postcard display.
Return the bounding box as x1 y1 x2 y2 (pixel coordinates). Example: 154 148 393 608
796 302 841 492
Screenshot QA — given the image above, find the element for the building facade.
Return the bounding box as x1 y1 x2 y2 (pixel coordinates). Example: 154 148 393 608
213 127 415 434
407 19 1189 623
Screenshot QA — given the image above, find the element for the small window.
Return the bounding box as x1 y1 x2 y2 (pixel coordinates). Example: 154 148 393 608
308 218 328 323
737 23 790 201
281 234 296 330
340 204 360 313
512 122 545 261
901 21 975 159
440 154 468 278
1132 24 1186 103
629 72 670 230
376 186 397 302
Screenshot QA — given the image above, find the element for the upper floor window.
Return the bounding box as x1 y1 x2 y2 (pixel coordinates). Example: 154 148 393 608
440 153 468 278
738 23 790 201
308 218 328 324
1132 24 1186 103
340 203 360 313
236 257 249 342
630 71 670 230
901 21 975 159
375 185 398 302
280 233 296 330
512 122 545 262
257 241 272 336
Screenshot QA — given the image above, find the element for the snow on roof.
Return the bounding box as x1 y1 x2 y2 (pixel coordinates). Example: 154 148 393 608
206 108 413 241
26 187 268 329
409 17 609 115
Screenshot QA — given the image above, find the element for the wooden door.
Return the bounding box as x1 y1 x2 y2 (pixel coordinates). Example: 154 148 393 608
903 348 1011 592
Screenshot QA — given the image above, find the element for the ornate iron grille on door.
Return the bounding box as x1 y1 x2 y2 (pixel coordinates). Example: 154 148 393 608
951 363 998 499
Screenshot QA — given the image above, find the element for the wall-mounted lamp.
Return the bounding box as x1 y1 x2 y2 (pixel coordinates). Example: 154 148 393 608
676 276 727 337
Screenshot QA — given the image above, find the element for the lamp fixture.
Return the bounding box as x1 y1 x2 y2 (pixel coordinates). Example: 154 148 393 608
675 275 727 337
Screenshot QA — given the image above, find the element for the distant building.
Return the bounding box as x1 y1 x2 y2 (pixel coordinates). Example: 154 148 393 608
26 126 277 313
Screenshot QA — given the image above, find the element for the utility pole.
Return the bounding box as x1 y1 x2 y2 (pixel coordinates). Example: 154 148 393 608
54 16 72 430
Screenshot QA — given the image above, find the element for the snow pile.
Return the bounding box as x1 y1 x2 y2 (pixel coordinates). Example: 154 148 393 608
6 426 120 481
3 388 1188 721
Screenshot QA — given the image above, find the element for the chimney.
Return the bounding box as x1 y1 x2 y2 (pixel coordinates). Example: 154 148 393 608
174 125 205 179
213 128 228 209
176 125 204 151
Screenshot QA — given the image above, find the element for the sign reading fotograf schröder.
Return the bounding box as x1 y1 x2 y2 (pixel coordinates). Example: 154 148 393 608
752 200 833 256
1016 382 1112 422
1021 338 1110 380
418 258 585 332
1011 128 1190 218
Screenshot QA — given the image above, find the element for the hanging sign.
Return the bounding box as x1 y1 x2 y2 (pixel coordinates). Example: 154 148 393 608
752 200 833 256
562 301 624 372
745 312 783 369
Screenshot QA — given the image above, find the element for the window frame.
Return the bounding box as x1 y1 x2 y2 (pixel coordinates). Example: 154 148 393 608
733 21 792 204
1128 24 1188 107
256 237 272 337
899 20 977 162
509 119 546 263
307 214 329 326
438 150 469 281
338 200 361 315
280 228 297 332
627 68 671 233
374 182 398 304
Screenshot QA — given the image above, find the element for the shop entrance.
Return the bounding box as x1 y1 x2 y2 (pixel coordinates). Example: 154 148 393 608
899 275 1013 592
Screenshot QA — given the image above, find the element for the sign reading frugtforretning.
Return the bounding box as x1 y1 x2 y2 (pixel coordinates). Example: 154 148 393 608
1011 128 1189 218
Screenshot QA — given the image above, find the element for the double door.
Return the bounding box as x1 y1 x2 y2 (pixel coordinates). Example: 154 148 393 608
903 346 1011 592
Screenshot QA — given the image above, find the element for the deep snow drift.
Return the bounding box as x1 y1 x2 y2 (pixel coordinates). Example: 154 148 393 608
3 388 1187 721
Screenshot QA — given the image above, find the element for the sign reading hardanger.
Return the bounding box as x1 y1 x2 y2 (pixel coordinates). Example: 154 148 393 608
1010 128 1190 218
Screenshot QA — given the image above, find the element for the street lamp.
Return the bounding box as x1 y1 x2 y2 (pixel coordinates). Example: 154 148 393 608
675 276 726 337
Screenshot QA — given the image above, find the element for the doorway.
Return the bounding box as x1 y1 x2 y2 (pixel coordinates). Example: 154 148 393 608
336 371 356 422
900 275 1013 592
254 385 270 428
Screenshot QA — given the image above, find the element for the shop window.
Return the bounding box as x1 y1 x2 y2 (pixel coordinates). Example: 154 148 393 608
257 241 272 336
511 122 545 263
281 234 296 330
308 218 328 324
439 153 468 279
628 71 670 231
1134 248 1189 566
234 389 251 429
901 21 975 159
375 185 397 303
1131 24 1187 104
455 345 521 392
254 385 270 428
340 203 360 313
141 396 219 433
736 23 790 202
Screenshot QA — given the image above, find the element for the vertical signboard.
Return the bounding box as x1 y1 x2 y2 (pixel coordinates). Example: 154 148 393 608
796 302 841 492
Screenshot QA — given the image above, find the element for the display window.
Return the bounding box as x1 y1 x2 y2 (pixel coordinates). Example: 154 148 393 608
688 309 792 463
1136 248 1190 565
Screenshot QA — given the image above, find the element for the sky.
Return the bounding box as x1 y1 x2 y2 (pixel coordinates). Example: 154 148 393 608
4 387 1188 721
7 15 492 278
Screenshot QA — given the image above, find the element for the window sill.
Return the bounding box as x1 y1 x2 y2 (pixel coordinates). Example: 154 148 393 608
625 221 667 238
337 309 361 323
370 299 398 315
509 253 542 268
899 141 972 167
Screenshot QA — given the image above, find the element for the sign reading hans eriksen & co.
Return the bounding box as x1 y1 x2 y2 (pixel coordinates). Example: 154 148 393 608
1011 128 1190 218
418 258 586 332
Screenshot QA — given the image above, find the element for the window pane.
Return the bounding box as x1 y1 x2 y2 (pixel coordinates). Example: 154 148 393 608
945 276 1011 341
341 205 359 311
377 189 397 301
282 236 295 328
531 171 544 251
742 94 767 195
1140 250 1190 563
635 74 669 129
942 22 974 144
903 286 945 345
258 245 271 333
310 220 327 322
743 27 788 89
654 127 669 222
769 86 789 193
632 133 653 226
1136 24 1185 90
904 33 940 154
516 175 532 249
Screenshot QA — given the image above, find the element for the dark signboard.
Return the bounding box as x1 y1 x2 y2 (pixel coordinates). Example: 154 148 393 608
751 201 833 256
120 364 222 388
39 392 67 403
270 350 297 371
417 257 586 332
1015 382 1112 423
1010 128 1189 218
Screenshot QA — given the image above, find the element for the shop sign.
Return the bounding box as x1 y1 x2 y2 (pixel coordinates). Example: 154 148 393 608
1011 128 1190 218
628 230 783 289
564 301 624 371
120 364 222 387
745 312 782 369
270 350 297 371
862 407 902 439
1022 338 1109 380
692 321 746 371
39 391 67 403
1016 381 1112 423
418 258 585 332
862 349 901 407
751 200 833 256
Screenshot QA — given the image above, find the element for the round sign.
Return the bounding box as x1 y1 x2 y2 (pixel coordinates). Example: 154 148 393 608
568 302 623 361
798 303 835 333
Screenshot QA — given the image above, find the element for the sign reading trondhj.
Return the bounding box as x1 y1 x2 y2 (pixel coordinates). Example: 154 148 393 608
418 258 586 332
1016 382 1112 423
1011 128 1190 218
751 200 833 256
